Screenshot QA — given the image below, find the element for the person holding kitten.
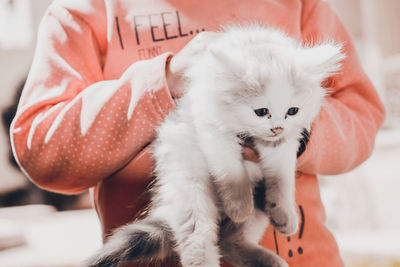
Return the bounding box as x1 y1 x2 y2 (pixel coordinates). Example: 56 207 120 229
10 0 385 266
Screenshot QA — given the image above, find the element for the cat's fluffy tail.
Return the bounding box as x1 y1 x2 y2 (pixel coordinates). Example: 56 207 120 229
83 219 174 267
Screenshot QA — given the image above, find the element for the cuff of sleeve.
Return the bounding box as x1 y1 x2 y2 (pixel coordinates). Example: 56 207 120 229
150 52 176 118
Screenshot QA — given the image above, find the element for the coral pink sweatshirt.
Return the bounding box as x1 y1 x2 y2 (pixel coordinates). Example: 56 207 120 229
11 0 385 266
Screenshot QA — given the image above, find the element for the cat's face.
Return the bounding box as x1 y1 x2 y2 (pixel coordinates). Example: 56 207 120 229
226 75 323 142
201 40 344 142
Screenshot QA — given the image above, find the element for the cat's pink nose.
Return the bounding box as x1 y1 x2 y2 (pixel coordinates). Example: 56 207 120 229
270 127 284 136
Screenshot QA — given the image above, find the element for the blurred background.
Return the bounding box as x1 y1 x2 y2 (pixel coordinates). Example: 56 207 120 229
0 0 399 266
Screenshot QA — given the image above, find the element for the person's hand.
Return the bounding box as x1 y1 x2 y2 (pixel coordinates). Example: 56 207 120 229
166 31 219 98
242 146 259 163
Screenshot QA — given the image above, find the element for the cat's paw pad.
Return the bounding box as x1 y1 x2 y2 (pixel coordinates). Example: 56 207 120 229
269 207 299 236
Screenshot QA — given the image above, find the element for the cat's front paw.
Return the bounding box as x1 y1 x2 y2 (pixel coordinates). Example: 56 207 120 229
222 184 254 223
267 204 299 236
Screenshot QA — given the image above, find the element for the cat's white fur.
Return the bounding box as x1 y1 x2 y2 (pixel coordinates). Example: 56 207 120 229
84 25 344 267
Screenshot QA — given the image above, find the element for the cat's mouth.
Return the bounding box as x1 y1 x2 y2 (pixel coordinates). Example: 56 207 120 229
264 130 285 139
265 135 285 142
253 135 285 147
237 132 285 146
268 133 281 138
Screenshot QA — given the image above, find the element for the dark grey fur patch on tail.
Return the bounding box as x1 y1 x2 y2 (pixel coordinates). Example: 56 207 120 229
85 252 121 267
120 220 175 263
125 230 162 259
83 219 175 267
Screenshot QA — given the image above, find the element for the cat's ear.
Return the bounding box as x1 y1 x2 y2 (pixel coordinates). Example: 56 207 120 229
299 43 346 82
208 47 243 77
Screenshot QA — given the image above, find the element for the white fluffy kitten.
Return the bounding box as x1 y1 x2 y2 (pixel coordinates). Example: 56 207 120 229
84 25 344 267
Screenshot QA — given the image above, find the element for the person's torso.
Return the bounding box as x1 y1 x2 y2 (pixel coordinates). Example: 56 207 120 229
92 1 344 266
102 0 303 79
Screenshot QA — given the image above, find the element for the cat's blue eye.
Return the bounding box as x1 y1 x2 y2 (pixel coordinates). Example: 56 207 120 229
254 108 269 117
287 107 299 116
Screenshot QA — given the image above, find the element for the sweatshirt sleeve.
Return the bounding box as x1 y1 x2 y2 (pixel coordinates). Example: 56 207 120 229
296 0 385 175
10 2 175 194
